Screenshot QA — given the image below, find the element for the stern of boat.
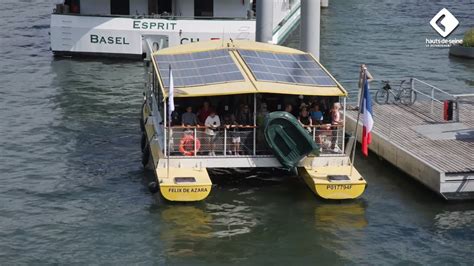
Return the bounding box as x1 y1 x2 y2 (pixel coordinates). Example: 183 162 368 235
156 168 212 202
299 157 367 200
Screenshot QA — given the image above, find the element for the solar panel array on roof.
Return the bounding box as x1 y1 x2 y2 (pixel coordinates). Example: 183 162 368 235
238 50 336 86
154 49 244 88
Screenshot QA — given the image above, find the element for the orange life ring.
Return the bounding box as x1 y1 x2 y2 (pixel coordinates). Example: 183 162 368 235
179 134 201 156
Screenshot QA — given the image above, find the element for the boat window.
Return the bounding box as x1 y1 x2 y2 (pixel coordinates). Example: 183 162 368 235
157 0 172 14
111 0 130 15
194 0 213 17
64 0 80 13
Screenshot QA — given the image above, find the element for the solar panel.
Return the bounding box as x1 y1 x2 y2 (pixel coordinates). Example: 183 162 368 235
154 49 244 88
239 50 337 86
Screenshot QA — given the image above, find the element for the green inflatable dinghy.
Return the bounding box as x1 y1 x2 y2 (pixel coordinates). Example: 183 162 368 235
264 111 319 169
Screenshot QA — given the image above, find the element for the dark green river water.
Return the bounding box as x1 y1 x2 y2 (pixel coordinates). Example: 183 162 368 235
0 0 473 264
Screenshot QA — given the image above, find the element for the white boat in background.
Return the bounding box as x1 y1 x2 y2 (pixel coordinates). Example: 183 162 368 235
50 0 301 58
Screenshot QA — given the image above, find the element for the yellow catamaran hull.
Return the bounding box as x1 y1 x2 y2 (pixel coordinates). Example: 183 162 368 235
143 104 212 202
156 168 212 202
300 166 367 200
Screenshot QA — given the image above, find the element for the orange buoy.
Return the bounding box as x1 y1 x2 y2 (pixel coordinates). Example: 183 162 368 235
179 134 200 156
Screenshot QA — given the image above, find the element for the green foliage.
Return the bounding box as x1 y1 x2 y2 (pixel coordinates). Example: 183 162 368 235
463 28 474 47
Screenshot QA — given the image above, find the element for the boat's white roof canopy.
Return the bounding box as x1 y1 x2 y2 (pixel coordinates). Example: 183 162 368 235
152 40 347 98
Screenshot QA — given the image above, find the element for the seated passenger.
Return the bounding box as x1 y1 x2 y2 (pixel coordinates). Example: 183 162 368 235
181 106 198 127
284 103 293 114
197 101 213 125
204 110 221 156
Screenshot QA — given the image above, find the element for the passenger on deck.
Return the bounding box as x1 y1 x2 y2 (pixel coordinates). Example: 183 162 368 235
170 110 180 126
310 103 324 125
236 104 253 155
298 108 312 133
297 95 308 111
181 106 198 127
224 114 241 155
169 110 180 152
256 103 269 151
237 104 252 126
331 102 342 126
330 102 343 152
256 102 269 127
299 102 308 111
284 104 293 114
320 98 331 123
197 101 213 125
204 110 221 156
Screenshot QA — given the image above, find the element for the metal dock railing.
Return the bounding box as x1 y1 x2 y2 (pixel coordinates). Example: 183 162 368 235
343 77 474 200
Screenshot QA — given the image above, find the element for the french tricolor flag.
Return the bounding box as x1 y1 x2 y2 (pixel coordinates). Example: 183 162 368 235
361 71 373 156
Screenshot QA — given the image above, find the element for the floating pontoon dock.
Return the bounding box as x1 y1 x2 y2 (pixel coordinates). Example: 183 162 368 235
346 79 474 200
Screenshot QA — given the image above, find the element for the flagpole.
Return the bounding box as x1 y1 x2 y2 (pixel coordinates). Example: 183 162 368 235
167 104 170 180
350 69 367 176
167 64 172 180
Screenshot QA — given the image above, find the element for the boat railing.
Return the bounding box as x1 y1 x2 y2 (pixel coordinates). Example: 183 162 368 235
164 124 344 158
340 77 472 123
410 78 474 123
272 0 301 43
303 124 345 155
339 78 408 106
340 78 474 142
52 8 253 21
165 125 260 157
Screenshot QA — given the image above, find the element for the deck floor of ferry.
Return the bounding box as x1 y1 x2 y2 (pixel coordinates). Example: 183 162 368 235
346 98 474 199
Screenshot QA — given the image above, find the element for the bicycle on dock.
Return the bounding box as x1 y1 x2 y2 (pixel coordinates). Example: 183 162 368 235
375 80 417 105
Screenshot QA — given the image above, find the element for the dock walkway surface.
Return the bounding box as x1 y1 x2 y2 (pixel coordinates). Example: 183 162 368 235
346 97 474 200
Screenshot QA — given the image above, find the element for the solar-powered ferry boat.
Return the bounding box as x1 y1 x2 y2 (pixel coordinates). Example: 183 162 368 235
141 40 367 201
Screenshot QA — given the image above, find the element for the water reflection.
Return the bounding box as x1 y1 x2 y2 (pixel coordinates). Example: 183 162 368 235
433 210 474 231
159 205 212 257
157 200 260 257
314 200 368 229
206 202 259 238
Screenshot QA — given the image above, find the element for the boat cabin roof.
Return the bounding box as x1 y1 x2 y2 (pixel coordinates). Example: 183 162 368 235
151 40 347 98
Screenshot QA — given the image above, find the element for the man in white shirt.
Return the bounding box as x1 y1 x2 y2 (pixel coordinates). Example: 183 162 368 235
204 111 221 156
